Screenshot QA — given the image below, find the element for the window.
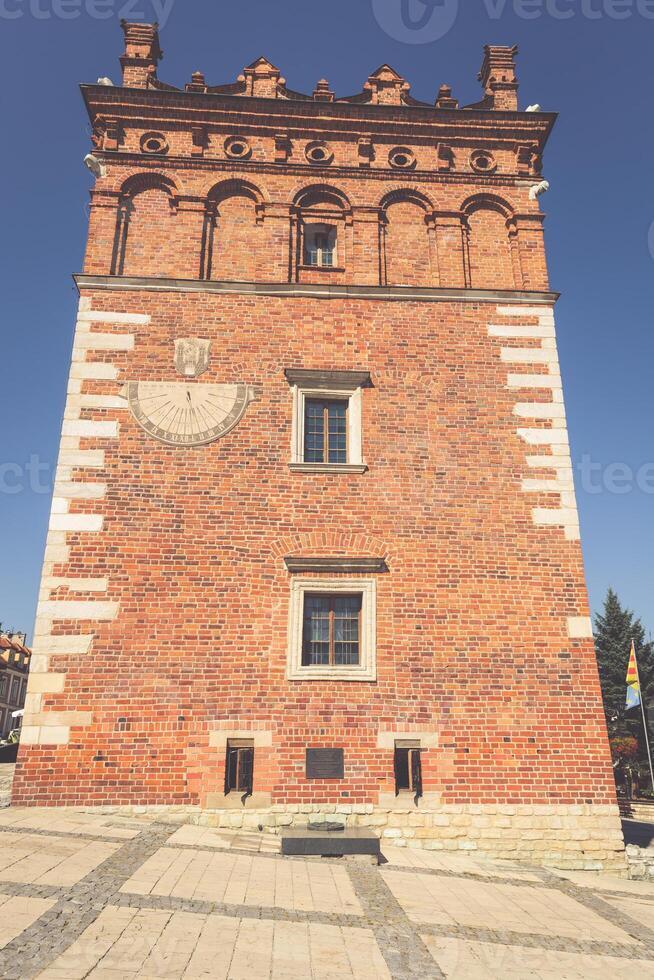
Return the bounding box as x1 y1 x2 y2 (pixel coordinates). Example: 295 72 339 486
9 678 20 705
224 740 254 797
394 742 423 798
303 224 336 268
302 593 362 666
0 675 7 700
304 399 347 464
20 680 27 704
287 577 377 681
285 369 370 473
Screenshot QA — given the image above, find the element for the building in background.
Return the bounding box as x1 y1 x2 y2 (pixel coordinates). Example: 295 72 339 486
13 23 623 869
0 634 31 738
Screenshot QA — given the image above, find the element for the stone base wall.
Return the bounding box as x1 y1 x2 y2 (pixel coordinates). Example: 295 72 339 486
625 843 654 879
74 801 627 873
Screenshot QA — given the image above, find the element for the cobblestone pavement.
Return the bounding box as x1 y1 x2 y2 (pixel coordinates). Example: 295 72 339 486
0 808 652 977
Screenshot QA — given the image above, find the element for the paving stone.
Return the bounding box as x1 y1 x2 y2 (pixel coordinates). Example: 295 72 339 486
0 810 651 978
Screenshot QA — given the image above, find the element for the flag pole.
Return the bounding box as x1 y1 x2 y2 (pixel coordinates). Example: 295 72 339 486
632 642 654 792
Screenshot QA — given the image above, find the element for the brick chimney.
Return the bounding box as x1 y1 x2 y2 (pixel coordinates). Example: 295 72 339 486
120 21 163 88
478 45 519 111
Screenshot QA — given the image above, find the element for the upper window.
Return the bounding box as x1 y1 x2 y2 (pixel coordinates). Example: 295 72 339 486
302 593 362 667
0 675 7 700
9 677 20 705
285 369 370 474
304 224 336 268
304 399 347 465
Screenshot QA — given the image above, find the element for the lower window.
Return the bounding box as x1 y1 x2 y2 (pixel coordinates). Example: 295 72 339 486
225 740 254 796
302 593 362 666
394 742 423 798
287 578 377 681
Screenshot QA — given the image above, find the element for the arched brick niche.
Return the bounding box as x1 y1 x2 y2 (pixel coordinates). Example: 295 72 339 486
111 173 180 278
462 194 520 290
202 179 273 282
292 184 352 285
380 190 434 287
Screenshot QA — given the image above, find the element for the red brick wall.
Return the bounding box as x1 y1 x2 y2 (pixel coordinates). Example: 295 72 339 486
13 288 615 807
81 165 550 291
14 44 614 811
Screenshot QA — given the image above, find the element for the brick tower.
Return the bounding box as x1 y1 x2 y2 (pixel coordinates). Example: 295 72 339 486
14 23 624 869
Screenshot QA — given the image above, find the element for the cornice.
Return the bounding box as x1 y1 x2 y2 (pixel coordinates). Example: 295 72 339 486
75 274 559 305
81 85 556 150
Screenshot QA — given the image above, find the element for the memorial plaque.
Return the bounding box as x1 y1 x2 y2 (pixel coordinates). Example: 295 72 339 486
306 748 344 779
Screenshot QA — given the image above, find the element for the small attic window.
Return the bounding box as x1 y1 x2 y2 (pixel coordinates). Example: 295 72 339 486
389 147 415 170
305 141 334 165
140 132 168 155
225 136 252 160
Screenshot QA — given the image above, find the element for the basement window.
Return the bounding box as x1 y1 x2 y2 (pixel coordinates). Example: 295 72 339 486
224 740 254 797
394 741 423 798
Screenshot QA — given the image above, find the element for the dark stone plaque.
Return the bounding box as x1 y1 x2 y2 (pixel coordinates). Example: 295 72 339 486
306 748 344 780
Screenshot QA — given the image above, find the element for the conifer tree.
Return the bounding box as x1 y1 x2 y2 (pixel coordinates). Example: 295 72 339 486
594 588 654 762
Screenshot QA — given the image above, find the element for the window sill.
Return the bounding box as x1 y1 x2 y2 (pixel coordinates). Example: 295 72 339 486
289 463 368 474
287 666 377 682
299 265 346 273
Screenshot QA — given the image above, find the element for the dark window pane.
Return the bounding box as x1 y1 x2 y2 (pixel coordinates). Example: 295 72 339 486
333 594 361 665
238 747 254 794
327 401 347 463
395 748 410 791
302 594 331 665
225 747 238 793
411 749 423 798
304 399 325 463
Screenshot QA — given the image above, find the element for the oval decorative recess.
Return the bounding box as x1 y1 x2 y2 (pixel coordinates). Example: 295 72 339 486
140 132 169 155
305 142 334 165
470 149 497 174
224 136 252 160
388 147 416 170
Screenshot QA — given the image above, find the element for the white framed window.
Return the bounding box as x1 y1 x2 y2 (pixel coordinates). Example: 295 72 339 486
285 369 369 474
303 223 337 268
287 577 377 682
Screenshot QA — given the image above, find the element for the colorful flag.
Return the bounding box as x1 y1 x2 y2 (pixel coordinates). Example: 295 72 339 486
626 641 641 710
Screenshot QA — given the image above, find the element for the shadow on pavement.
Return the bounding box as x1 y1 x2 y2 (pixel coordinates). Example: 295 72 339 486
622 818 654 848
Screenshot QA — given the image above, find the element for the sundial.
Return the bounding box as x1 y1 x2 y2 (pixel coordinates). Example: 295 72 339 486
123 338 256 447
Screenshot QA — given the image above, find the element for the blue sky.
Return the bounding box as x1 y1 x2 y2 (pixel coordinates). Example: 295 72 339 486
1 0 652 640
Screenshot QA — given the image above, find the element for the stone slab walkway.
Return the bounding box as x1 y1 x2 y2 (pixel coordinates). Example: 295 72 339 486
0 806 650 977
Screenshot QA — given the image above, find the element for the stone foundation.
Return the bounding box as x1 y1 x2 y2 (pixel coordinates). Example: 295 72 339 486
72 801 627 873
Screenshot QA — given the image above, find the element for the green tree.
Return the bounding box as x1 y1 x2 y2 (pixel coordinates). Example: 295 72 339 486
595 588 654 764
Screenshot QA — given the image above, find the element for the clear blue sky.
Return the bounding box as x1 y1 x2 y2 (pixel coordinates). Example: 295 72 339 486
1 1 652 641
